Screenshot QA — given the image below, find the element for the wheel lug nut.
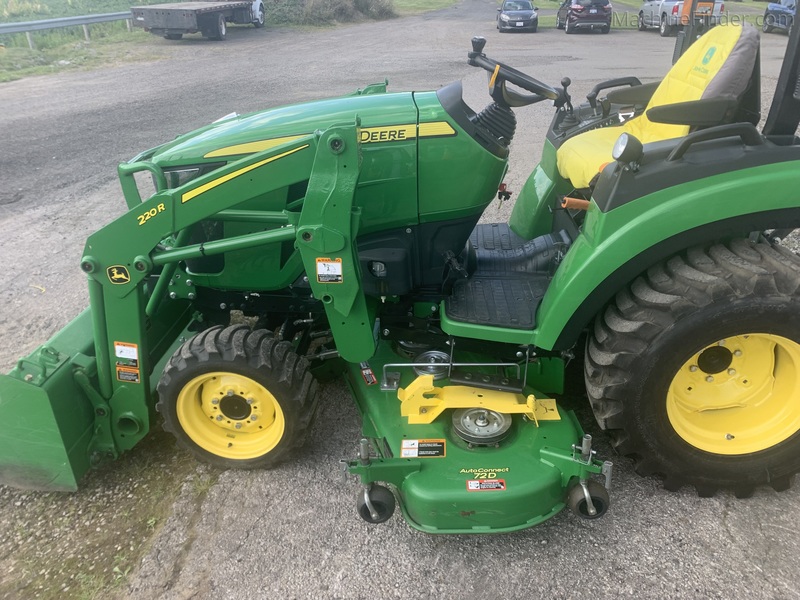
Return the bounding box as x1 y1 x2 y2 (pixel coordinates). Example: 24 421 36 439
235 423 242 429
689 365 698 372
727 369 736 376
251 415 258 421
726 433 735 440
226 389 235 396
247 398 254 405
706 376 714 383
211 399 219 405
718 339 726 346
216 415 224 421
734 350 742 357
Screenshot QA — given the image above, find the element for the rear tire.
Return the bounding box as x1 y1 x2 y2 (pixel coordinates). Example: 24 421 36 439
212 13 227 40
763 13 775 33
157 325 318 469
585 239 800 496
565 19 574 34
164 33 183 40
659 14 673 37
556 15 565 29
254 3 265 28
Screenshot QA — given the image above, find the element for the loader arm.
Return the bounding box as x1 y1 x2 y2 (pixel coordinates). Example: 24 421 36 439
0 123 372 490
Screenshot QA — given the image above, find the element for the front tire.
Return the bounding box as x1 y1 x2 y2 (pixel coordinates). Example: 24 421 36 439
157 325 318 469
637 12 646 31
585 239 800 496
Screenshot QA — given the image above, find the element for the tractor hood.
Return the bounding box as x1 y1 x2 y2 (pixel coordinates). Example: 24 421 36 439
143 86 419 168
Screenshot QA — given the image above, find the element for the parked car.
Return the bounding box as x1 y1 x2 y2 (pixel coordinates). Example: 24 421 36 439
497 0 539 32
763 0 795 34
637 0 724 37
556 0 612 34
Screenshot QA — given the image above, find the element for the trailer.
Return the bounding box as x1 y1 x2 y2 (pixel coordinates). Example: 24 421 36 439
131 0 265 41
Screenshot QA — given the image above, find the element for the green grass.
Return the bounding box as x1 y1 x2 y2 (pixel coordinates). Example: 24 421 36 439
393 0 457 15
0 27 162 82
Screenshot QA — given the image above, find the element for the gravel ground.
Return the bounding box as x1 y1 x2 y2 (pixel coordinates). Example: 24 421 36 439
1 3 799 599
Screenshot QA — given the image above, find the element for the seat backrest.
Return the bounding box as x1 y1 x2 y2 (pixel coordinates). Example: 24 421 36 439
625 23 759 142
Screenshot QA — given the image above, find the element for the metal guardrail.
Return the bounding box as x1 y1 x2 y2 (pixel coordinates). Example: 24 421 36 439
0 12 132 49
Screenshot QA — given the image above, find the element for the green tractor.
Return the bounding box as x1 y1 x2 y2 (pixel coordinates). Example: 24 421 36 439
2 19 799 533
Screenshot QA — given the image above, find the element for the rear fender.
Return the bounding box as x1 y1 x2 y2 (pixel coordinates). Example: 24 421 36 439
534 162 800 350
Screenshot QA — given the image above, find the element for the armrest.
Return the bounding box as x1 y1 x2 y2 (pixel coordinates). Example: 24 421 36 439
605 81 660 106
646 96 739 128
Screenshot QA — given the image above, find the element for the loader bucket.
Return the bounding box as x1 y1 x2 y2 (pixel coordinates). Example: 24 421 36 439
0 309 97 492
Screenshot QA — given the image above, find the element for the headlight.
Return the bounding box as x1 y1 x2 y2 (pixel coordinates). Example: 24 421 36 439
164 167 202 189
500 13 510 21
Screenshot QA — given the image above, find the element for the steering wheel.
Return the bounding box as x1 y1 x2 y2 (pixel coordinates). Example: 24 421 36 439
467 36 561 105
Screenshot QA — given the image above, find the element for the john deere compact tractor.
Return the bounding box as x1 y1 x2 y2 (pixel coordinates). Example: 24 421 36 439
2 18 799 533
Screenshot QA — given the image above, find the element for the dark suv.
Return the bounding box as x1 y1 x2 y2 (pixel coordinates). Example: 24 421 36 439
556 0 613 33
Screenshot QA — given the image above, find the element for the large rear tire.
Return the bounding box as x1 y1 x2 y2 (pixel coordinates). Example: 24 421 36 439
157 325 318 469
585 239 800 497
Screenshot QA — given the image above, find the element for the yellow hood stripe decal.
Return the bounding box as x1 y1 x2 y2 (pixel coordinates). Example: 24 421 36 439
204 135 307 159
182 144 309 204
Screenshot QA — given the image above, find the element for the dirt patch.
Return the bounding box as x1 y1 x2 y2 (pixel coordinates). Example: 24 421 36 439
0 432 210 600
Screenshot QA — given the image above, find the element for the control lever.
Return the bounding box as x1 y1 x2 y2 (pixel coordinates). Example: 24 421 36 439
587 91 598 113
471 36 486 56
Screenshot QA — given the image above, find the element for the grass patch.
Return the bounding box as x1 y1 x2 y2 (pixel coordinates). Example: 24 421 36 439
393 0 458 15
0 27 162 82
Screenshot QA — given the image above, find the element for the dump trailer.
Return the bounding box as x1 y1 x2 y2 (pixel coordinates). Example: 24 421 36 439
131 0 265 41
1 11 799 534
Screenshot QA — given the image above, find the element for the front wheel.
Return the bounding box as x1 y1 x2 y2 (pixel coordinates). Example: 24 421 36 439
585 239 800 496
556 15 564 29
637 13 646 31
157 325 318 469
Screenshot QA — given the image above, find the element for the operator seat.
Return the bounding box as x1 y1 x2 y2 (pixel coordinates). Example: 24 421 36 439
557 23 760 190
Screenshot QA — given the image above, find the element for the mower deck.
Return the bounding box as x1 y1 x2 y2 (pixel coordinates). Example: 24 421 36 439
345 341 609 533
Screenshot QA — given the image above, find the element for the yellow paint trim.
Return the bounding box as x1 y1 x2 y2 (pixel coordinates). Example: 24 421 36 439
397 374 560 425
182 144 309 204
419 121 456 137
203 134 307 158
667 334 800 455
489 64 500 90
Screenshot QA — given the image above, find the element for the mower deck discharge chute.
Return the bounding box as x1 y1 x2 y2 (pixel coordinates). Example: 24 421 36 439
2 15 800 532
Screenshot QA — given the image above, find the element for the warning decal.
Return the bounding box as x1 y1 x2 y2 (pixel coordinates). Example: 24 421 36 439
316 258 343 283
400 439 446 458
466 479 507 492
359 362 377 386
116 366 141 384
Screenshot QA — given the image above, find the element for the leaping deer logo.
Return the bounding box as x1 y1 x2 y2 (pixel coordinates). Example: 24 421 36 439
107 266 131 284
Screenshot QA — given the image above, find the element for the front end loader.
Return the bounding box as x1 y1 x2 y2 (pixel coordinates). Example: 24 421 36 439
2 19 799 532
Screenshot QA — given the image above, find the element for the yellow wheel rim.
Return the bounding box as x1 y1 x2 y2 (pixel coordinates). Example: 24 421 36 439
176 371 285 460
667 334 800 455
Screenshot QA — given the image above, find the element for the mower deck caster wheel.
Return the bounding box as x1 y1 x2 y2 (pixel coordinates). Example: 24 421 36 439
567 480 609 520
357 484 396 524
